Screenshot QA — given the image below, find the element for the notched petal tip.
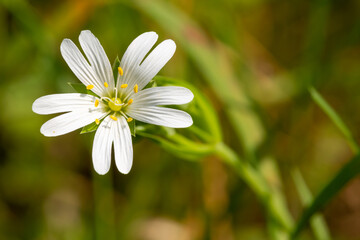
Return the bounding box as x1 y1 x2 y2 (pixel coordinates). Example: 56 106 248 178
181 115 193 128
40 125 60 137
181 87 194 104
141 31 158 38
32 98 41 114
94 166 110 175
118 166 132 175
80 29 92 35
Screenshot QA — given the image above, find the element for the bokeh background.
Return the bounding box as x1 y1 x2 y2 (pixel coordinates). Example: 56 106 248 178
1 0 360 239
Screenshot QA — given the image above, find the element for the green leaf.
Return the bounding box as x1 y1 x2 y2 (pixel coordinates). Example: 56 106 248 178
81 121 99 134
309 87 359 152
112 56 120 85
68 82 87 94
136 129 214 160
292 169 331 240
68 82 98 97
292 153 360 238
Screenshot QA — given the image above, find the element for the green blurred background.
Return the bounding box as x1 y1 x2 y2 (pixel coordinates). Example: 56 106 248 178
1 0 360 239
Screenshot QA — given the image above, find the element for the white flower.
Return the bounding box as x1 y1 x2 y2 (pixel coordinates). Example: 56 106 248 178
32 30 194 175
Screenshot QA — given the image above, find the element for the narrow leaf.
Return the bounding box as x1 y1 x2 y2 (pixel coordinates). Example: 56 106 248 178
68 82 98 97
309 87 359 152
68 82 87 94
292 169 331 240
292 153 360 238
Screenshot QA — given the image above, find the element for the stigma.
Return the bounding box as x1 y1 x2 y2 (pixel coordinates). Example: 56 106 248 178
108 97 122 112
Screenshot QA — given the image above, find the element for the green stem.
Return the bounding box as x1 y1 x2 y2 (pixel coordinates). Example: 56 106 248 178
214 142 293 235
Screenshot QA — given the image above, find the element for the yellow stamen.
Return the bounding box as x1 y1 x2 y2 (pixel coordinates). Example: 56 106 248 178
127 117 133 122
86 85 94 90
134 84 138 93
104 82 108 88
127 99 133 105
110 115 118 121
94 99 99 107
95 119 100 125
118 67 123 76
120 84 128 88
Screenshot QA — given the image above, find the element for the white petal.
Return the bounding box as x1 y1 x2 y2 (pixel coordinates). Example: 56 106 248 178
137 40 176 90
32 93 99 115
79 30 115 92
40 108 106 137
60 39 103 96
127 106 193 128
118 32 158 91
92 116 114 175
131 86 193 108
113 117 133 174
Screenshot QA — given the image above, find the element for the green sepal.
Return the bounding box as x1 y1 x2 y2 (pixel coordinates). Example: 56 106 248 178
80 121 100 134
112 56 120 85
68 82 98 97
129 119 136 137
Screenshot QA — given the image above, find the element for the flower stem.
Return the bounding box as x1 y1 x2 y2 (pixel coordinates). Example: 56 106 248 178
214 142 293 237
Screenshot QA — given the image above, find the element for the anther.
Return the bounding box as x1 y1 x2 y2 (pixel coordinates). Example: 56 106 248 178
86 85 94 90
134 84 138 93
94 99 99 107
104 82 108 88
118 67 123 76
120 84 128 88
95 119 100 125
127 117 133 122
110 115 118 121
127 99 133 105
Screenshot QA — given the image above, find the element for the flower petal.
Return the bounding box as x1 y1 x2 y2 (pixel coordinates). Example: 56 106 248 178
60 38 103 96
32 93 99 115
131 86 193 108
79 30 114 93
137 39 176 90
92 116 114 175
118 32 158 91
127 106 193 128
40 108 106 137
113 117 133 174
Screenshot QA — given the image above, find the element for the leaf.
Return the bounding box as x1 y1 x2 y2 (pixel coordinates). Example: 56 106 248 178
291 153 360 238
309 87 359 152
112 56 120 85
81 121 99 134
68 82 98 97
136 130 214 160
292 169 331 240
68 82 87 94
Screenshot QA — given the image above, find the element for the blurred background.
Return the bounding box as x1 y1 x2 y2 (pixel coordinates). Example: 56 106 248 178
1 0 360 239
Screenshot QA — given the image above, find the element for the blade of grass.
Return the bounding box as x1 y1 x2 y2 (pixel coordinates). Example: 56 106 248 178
292 153 360 238
309 87 359 152
292 88 360 238
292 169 331 240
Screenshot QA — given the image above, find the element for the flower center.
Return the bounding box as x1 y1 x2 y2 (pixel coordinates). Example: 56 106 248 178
108 97 122 112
